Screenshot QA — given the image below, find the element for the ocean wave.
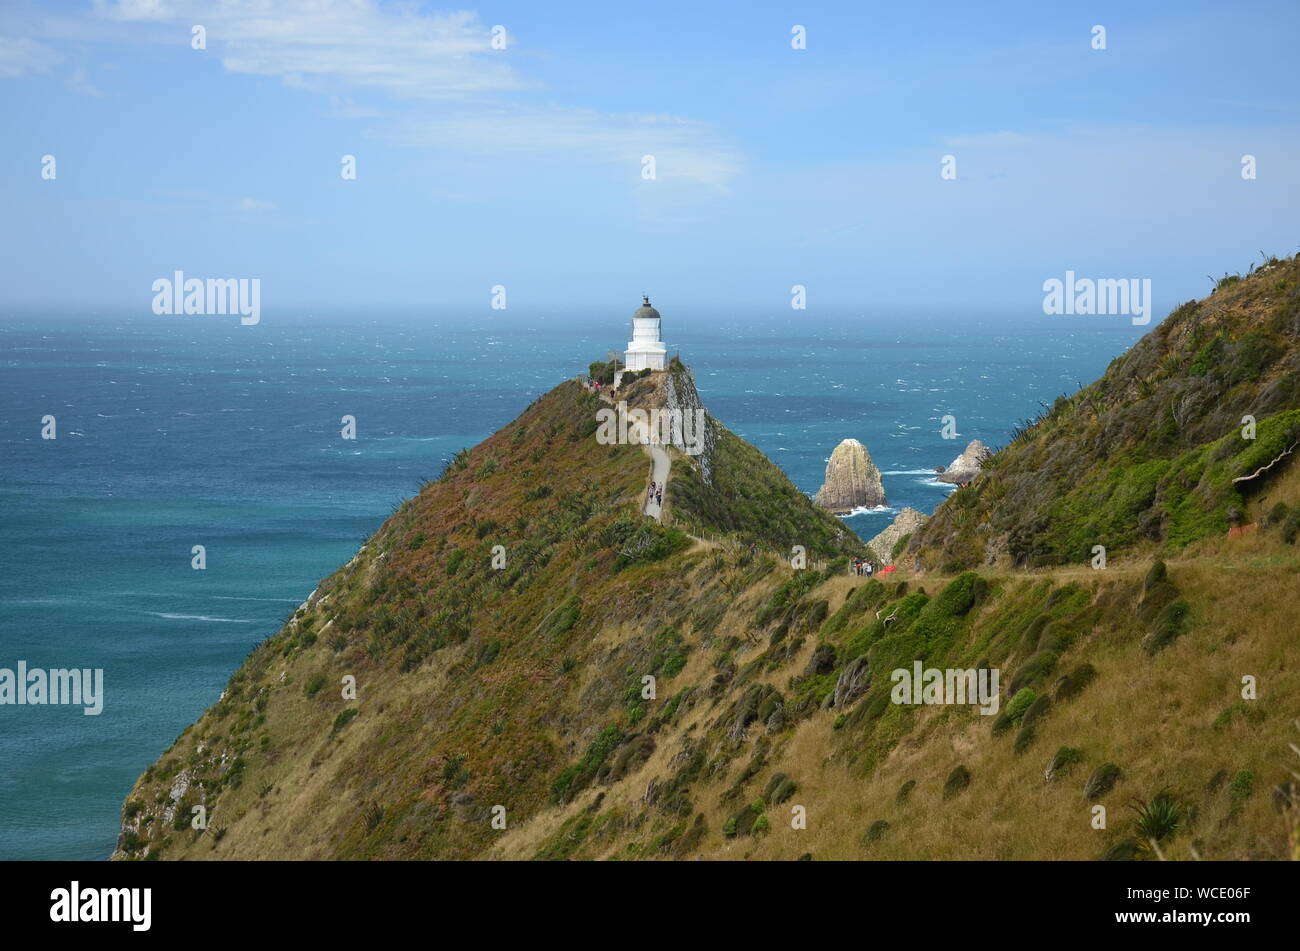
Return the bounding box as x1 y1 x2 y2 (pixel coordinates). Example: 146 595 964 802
212 596 301 603
150 613 254 623
882 469 941 475
838 505 896 518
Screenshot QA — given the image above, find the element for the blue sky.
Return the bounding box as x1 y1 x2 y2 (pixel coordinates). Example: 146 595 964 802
2 0 1298 318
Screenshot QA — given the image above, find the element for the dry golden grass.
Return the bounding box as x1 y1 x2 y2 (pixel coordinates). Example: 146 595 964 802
487 549 1300 861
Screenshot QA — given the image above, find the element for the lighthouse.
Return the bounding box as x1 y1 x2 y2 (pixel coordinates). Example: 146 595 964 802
616 296 668 386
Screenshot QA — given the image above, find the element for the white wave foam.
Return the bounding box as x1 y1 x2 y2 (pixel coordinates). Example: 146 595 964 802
838 505 896 518
151 613 254 623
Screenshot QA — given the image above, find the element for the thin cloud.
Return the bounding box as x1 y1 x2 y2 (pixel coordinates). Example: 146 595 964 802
0 36 60 77
66 66 104 96
80 0 741 185
97 0 526 99
385 107 742 186
232 197 275 213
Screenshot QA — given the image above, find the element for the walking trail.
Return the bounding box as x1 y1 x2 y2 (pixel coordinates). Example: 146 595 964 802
643 444 670 521
581 377 672 523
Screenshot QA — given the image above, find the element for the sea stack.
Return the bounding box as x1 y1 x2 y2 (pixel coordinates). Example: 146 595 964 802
814 438 886 514
867 507 929 565
936 439 992 485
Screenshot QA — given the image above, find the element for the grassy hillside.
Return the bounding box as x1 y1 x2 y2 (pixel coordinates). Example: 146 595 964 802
112 377 861 860
912 253 1300 572
114 278 1300 860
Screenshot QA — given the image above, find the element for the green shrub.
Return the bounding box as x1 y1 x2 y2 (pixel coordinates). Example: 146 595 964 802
1054 663 1097 701
1129 790 1184 844
588 360 617 386
536 594 582 639
765 773 797 805
1045 745 1083 781
1144 599 1191 655
1004 688 1036 722
1013 694 1052 754
1228 770 1254 802
331 708 358 734
863 819 890 844
303 672 327 699
1284 509 1300 545
550 726 625 804
441 754 470 790
476 639 502 666
1085 763 1122 800
445 548 467 576
1100 838 1141 861
1008 651 1059 694
942 765 971 800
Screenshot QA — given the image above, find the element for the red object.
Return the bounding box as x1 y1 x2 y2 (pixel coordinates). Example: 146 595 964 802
1227 523 1258 538
879 565 897 574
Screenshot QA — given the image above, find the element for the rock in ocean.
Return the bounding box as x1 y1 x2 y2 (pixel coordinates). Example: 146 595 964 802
813 438 886 514
936 439 992 484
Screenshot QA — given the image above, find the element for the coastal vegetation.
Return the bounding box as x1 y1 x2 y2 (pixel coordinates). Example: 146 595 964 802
115 257 1300 862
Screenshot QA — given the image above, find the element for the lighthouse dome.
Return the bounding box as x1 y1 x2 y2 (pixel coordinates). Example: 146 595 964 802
632 296 660 320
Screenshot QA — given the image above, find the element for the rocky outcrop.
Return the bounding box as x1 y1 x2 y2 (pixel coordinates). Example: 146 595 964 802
936 439 992 484
867 507 929 565
622 363 718 484
662 365 718 483
813 439 885 514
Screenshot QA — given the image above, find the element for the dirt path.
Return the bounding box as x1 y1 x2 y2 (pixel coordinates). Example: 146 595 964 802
643 444 670 521
579 378 670 522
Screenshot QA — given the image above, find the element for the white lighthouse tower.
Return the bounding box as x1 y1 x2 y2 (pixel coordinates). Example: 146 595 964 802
616 296 668 386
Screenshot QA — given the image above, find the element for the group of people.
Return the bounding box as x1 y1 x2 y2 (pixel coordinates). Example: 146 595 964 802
851 557 877 577
647 480 662 508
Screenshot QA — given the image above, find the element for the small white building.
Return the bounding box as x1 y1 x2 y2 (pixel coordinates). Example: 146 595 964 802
615 296 668 386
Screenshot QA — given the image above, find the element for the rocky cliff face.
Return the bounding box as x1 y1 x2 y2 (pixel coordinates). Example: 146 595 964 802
814 438 886 514
618 364 718 483
936 439 992 484
662 365 718 484
867 506 929 564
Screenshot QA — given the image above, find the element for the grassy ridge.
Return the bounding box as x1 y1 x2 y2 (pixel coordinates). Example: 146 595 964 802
112 377 869 860
915 254 1300 570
